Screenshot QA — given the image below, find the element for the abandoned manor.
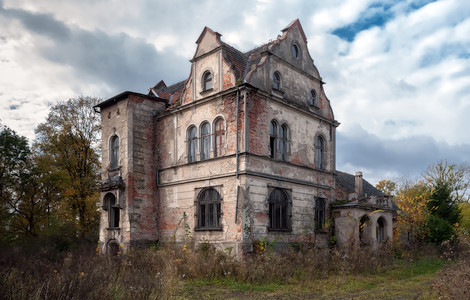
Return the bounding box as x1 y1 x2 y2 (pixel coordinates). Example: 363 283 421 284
95 19 395 256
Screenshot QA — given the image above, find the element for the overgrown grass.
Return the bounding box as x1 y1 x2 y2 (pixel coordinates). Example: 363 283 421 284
0 240 468 299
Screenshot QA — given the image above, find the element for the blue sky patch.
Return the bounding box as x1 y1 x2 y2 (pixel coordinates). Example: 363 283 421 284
332 0 438 42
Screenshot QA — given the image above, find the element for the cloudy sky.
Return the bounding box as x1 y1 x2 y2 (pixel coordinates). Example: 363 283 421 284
0 0 469 184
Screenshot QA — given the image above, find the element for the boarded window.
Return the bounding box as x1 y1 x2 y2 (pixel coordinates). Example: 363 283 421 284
315 136 325 169
214 118 224 157
110 135 119 169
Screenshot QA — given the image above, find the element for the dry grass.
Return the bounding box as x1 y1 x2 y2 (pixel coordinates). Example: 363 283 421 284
0 240 467 299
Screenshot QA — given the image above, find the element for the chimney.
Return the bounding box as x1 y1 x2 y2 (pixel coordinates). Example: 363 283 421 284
355 171 363 198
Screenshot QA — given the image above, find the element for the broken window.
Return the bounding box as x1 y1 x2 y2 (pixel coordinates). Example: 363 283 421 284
273 72 281 90
110 135 119 169
376 217 385 243
270 120 278 158
359 215 370 245
268 188 289 231
280 124 288 161
197 188 222 229
187 126 197 162
200 122 210 160
104 193 120 228
203 71 212 91
315 198 326 231
314 136 325 169
214 118 224 157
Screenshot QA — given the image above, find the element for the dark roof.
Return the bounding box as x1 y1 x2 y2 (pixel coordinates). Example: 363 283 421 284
94 91 166 110
336 171 384 197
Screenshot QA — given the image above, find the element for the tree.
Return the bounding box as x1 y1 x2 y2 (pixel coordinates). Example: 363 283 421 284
0 124 31 240
376 179 397 196
423 160 469 203
35 96 101 238
395 181 431 243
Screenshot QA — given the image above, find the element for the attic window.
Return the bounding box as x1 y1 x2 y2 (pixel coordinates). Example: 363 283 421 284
273 72 281 90
203 71 213 91
291 43 300 58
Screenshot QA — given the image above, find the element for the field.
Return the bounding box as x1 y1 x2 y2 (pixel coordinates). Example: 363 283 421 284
1 241 469 299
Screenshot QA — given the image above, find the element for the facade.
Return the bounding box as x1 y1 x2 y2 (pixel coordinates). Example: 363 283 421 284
95 19 393 256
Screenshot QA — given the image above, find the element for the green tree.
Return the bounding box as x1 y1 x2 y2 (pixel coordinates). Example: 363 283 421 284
35 96 101 238
425 181 461 244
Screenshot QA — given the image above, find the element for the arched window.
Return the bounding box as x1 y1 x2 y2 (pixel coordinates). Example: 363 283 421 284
214 118 225 158
269 121 278 158
280 124 288 161
309 89 317 106
200 122 210 160
377 217 385 243
187 126 197 162
104 193 120 228
203 71 212 91
291 43 300 58
268 188 289 230
315 198 326 231
110 135 119 169
197 188 222 229
315 136 325 169
359 215 370 245
273 72 281 90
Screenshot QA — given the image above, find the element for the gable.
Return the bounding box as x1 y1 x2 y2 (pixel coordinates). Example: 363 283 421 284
193 27 222 59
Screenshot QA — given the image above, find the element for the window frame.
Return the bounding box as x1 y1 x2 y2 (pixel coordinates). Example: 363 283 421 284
196 188 222 230
268 188 290 231
272 72 281 90
213 118 225 158
202 71 213 92
280 124 289 162
315 197 327 232
200 122 211 160
376 217 386 243
187 126 198 163
104 193 120 229
309 89 317 107
291 42 300 59
109 135 119 169
314 135 325 170
269 120 278 158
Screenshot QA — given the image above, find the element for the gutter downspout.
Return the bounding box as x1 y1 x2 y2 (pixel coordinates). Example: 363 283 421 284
236 88 240 178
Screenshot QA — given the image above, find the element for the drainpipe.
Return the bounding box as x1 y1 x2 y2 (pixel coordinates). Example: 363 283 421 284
236 88 240 178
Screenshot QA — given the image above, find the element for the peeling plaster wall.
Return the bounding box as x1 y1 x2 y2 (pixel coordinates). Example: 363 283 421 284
332 207 394 249
98 95 165 253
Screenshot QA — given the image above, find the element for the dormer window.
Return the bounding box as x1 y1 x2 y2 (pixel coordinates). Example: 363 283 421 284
273 72 281 90
310 89 317 106
291 43 300 58
203 71 213 91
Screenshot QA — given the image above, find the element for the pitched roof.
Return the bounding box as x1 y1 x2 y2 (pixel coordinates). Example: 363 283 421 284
336 171 385 197
151 19 304 105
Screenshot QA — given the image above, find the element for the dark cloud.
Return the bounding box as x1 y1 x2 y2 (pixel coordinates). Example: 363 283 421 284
2 4 189 96
337 124 470 180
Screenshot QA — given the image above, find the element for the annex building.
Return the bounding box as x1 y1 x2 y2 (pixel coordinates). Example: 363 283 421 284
95 19 395 256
